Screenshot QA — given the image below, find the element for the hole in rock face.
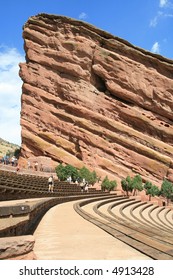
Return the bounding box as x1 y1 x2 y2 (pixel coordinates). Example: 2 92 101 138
164 124 169 127
113 94 133 106
92 71 134 105
93 74 107 93
91 71 107 93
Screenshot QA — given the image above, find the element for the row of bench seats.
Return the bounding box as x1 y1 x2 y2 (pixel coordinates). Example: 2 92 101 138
0 170 102 201
75 196 173 259
107 197 173 234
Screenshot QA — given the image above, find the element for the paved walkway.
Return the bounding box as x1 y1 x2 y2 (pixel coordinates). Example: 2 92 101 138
33 199 151 260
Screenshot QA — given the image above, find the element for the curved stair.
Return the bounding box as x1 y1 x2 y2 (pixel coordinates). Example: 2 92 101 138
74 196 173 260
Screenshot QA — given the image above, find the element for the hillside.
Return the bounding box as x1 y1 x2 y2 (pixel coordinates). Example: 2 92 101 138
0 138 20 158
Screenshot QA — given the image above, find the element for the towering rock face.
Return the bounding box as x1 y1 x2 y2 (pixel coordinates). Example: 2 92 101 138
19 13 173 184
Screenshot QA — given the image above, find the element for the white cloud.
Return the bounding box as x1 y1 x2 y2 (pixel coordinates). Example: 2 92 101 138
151 42 160 54
163 12 173 17
0 46 24 145
150 14 160 27
159 0 173 8
150 10 173 27
150 11 165 27
150 1 173 27
78 12 88 20
159 0 168 7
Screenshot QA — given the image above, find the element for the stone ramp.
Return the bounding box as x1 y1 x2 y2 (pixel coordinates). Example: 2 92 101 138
33 198 151 260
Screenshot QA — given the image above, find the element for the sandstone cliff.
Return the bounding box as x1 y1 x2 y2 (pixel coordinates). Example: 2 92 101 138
19 13 173 184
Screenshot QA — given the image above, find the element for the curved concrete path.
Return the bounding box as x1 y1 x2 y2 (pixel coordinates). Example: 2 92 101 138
33 199 151 260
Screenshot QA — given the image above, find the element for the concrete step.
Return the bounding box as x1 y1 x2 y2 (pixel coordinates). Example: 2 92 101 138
148 206 173 232
75 197 173 259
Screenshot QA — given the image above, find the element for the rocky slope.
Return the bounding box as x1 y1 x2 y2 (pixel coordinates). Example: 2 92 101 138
19 13 173 184
0 138 20 158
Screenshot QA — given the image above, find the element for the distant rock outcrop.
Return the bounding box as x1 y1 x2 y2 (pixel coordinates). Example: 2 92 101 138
19 13 173 184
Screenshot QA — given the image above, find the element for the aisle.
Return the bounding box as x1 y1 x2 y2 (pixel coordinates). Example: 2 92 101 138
33 200 151 260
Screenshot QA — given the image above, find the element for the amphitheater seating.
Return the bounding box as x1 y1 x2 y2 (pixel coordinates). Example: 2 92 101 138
0 170 103 201
1 167 173 260
74 195 173 260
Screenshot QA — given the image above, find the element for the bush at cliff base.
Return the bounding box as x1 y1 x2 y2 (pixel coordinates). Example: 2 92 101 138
55 163 98 185
101 176 117 192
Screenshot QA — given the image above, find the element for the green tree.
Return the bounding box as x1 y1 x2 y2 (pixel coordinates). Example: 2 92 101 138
121 179 128 196
144 181 152 200
108 180 117 191
55 163 67 181
121 175 133 196
131 174 143 196
87 170 98 186
121 174 143 196
63 164 79 182
78 166 98 185
56 163 98 185
101 176 117 192
144 181 160 201
14 148 21 159
56 164 79 182
160 179 173 205
101 176 109 191
149 185 160 199
78 166 90 181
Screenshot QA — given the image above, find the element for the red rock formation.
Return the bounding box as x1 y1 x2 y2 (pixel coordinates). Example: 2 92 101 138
19 13 173 185
0 235 36 260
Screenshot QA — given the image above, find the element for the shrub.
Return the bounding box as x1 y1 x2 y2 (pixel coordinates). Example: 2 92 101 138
144 181 160 201
78 166 98 185
121 176 133 196
78 166 90 182
55 163 67 181
101 176 117 192
108 180 117 191
14 148 21 159
131 174 143 196
101 176 109 192
55 163 98 185
121 174 143 196
149 185 160 198
160 179 173 205
88 170 98 186
63 164 79 182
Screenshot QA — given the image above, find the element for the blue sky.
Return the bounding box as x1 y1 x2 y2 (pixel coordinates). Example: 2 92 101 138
0 0 173 145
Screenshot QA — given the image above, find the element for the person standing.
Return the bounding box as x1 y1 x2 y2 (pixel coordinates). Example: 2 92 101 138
11 156 16 166
34 161 38 171
27 161 31 169
85 182 89 193
48 175 54 193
